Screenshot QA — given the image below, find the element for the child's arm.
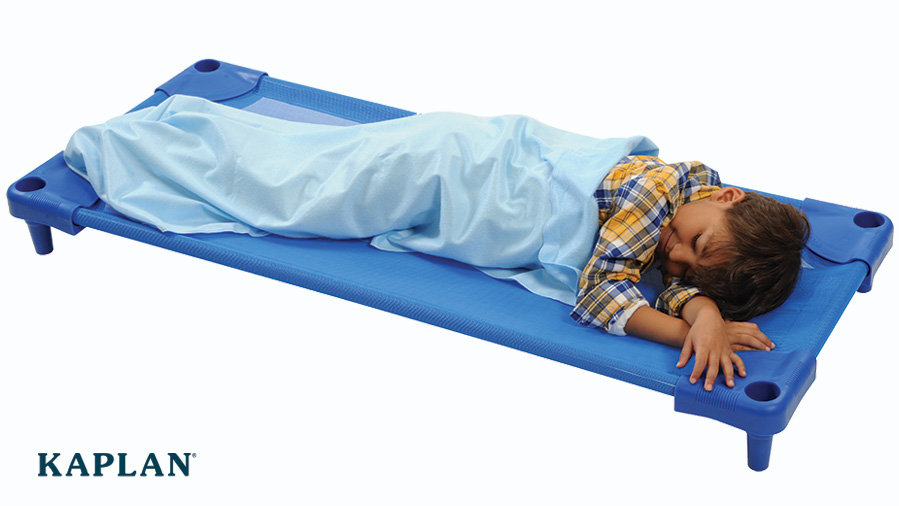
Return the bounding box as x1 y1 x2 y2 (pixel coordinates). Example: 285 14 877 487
625 296 773 390
623 305 691 348
678 296 745 391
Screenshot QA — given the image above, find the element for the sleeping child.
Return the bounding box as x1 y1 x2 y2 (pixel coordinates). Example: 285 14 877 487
64 95 810 391
573 155 808 391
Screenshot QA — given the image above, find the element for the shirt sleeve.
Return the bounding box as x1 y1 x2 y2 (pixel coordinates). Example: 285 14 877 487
655 279 702 317
571 166 676 332
679 161 721 203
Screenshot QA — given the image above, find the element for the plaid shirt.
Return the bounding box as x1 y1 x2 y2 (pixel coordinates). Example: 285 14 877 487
571 155 721 334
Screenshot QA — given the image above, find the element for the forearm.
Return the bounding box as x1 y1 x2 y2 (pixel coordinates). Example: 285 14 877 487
625 296 751 391
623 305 691 348
680 295 723 327
623 295 723 348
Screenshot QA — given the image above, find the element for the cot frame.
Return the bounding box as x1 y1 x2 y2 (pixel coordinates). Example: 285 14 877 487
7 60 893 471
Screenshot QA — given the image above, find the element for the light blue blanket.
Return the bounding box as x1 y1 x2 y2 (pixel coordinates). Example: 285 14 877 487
64 95 657 304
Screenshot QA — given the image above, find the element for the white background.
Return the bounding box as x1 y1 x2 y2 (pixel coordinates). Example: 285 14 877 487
2 1 896 504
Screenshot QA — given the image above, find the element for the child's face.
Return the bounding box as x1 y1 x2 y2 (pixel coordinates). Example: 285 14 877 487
655 187 745 279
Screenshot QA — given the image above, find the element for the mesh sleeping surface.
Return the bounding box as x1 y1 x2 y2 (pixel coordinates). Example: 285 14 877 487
70 203 868 395
7 60 891 471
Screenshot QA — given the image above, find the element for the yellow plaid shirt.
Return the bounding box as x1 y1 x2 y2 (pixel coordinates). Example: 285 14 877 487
571 155 720 333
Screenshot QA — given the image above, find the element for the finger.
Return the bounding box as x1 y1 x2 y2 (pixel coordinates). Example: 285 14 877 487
729 333 763 350
732 353 747 378
704 353 719 391
730 323 773 350
743 335 772 351
745 328 774 351
721 356 735 388
750 324 775 349
741 322 775 350
690 351 707 385
755 335 775 351
677 338 694 369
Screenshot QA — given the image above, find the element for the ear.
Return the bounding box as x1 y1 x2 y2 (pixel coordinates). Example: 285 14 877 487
711 186 746 204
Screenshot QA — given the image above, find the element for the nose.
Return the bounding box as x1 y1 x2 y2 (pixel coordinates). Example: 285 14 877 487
668 243 693 264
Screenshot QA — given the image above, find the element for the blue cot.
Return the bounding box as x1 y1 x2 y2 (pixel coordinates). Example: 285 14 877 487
7 59 893 471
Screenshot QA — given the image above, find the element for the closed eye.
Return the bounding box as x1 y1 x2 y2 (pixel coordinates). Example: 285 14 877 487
691 233 702 250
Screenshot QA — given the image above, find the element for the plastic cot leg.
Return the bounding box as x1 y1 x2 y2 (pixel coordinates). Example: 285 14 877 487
26 221 54 255
747 433 773 471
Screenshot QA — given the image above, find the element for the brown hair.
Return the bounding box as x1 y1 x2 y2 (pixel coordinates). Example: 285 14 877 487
689 191 810 321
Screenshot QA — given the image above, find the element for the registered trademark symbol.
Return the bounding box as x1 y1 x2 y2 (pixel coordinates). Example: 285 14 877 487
192 453 197 458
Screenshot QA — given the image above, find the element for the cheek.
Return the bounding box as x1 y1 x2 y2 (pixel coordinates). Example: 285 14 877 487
671 202 703 229
658 253 685 278
664 261 686 278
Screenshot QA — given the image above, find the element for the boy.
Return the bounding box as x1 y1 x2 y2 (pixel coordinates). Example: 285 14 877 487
572 155 810 391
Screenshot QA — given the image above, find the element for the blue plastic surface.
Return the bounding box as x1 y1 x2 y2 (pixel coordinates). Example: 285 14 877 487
6 153 100 253
6 59 894 470
674 350 817 471
156 59 267 102
802 198 893 293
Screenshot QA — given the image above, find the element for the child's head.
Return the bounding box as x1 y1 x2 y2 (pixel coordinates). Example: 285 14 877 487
656 187 810 321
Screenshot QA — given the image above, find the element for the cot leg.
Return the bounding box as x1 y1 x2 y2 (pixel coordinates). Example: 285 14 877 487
26 221 54 255
747 433 773 471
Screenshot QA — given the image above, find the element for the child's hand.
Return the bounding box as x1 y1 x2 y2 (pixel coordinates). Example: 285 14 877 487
677 304 746 391
724 321 775 352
